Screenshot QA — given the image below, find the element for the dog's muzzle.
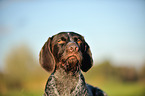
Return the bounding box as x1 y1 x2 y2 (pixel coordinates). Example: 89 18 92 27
61 42 82 73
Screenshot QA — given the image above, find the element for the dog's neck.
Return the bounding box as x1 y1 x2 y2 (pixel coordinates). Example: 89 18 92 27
54 68 79 96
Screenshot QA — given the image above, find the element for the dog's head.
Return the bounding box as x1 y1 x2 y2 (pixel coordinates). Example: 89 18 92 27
39 32 93 74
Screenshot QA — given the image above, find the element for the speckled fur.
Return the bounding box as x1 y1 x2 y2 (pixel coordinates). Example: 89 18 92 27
54 68 79 96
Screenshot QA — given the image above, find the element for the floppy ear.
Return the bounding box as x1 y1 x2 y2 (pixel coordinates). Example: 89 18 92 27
81 41 93 72
39 37 55 73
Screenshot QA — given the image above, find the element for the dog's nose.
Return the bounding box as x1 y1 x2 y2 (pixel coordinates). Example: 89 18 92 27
67 42 79 53
69 46 79 52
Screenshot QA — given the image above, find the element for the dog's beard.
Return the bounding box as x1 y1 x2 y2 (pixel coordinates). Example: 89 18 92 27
61 56 81 75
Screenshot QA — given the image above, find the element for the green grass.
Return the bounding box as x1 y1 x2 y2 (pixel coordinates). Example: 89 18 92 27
3 82 145 96
2 89 44 96
103 82 145 96
2 78 145 96
85 79 145 96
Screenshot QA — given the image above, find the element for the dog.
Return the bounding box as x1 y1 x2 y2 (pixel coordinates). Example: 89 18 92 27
39 32 107 96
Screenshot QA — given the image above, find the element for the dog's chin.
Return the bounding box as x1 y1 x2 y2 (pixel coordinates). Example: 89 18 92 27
62 56 80 74
67 56 78 64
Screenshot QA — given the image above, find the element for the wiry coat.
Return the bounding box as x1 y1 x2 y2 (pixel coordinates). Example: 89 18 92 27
39 32 107 96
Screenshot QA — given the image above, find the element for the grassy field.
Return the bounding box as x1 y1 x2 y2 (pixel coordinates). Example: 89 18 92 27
2 80 145 96
84 75 145 96
1 70 145 96
97 81 145 96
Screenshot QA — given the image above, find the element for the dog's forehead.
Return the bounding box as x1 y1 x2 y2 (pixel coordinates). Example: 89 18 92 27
53 32 81 39
56 32 68 37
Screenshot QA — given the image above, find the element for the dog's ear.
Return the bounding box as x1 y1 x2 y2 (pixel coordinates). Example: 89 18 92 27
81 41 93 72
39 37 55 73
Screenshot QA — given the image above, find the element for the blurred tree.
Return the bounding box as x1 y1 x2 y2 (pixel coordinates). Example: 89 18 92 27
84 60 117 82
139 63 145 81
117 66 138 82
5 44 36 79
85 60 139 83
97 60 116 78
4 44 44 90
1 44 49 95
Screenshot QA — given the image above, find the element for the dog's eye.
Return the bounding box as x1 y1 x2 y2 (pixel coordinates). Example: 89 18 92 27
77 39 82 44
58 39 66 44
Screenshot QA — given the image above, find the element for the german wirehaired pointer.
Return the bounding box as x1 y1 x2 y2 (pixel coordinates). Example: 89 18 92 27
39 32 107 96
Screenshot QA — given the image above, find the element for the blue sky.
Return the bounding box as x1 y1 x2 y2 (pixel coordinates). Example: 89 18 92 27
0 0 145 70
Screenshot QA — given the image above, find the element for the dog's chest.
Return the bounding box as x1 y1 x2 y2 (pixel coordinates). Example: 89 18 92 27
54 69 79 95
44 69 89 96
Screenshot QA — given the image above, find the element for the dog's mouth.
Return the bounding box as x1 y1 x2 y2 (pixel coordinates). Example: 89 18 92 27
61 55 81 74
68 56 77 59
66 55 78 61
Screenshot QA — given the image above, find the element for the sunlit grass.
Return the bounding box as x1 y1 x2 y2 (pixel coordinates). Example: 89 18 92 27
104 82 145 96
85 78 145 96
3 89 43 96
3 81 145 96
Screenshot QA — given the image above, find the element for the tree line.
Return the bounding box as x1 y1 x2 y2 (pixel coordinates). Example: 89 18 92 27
85 60 145 82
